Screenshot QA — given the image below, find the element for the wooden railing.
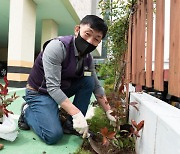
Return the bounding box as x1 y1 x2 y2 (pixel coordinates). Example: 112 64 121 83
126 0 180 98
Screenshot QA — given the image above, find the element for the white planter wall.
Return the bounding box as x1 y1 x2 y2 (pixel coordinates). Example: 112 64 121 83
129 92 180 154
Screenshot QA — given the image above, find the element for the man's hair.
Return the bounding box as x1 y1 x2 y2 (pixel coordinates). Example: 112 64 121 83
80 15 108 39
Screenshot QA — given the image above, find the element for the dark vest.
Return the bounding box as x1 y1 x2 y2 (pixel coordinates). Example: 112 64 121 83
28 35 92 93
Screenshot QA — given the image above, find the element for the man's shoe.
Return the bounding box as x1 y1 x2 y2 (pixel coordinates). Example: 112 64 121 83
62 119 80 136
59 108 80 136
18 103 30 130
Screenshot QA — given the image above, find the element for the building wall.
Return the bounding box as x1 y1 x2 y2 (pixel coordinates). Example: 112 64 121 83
69 0 103 56
69 0 97 19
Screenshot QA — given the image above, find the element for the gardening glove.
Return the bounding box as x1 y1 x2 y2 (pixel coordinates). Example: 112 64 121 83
72 111 89 138
106 110 116 126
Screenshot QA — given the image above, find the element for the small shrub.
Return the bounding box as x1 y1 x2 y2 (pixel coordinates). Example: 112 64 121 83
0 76 19 119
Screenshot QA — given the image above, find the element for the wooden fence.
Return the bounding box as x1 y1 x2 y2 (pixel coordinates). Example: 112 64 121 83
126 0 180 98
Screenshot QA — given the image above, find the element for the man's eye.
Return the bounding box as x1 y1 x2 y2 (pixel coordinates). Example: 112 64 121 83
95 39 100 42
85 33 90 36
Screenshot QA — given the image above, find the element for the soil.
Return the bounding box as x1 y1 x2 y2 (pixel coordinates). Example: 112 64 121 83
82 141 135 154
81 133 135 154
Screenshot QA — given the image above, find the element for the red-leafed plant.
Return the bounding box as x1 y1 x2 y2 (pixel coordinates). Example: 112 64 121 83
100 127 116 146
131 120 144 138
96 78 144 151
106 79 140 128
80 80 143 153
0 76 19 118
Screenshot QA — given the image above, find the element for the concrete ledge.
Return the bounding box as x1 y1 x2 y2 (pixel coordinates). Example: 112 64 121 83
129 92 180 154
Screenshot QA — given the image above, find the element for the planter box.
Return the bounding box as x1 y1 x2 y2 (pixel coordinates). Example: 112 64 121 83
129 92 180 154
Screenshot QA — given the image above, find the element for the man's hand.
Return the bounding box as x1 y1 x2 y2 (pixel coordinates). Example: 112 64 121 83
106 110 116 122
72 111 88 138
96 95 110 111
95 95 116 126
106 110 116 126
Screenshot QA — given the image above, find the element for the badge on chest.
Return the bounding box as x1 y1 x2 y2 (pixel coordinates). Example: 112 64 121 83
84 66 92 76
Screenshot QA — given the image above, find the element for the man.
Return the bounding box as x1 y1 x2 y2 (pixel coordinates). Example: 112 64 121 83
18 15 115 145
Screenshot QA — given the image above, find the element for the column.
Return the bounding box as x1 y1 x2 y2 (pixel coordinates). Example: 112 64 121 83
41 19 58 50
7 0 36 87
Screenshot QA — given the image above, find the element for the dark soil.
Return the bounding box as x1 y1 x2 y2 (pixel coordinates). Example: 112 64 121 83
81 133 135 154
82 141 135 154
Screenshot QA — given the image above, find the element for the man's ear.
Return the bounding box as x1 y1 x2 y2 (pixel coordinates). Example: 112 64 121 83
74 25 80 37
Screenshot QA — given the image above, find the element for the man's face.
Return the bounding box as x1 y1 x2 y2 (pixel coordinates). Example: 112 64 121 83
75 24 103 47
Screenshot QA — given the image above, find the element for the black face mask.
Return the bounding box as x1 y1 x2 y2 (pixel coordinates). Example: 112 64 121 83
75 32 97 57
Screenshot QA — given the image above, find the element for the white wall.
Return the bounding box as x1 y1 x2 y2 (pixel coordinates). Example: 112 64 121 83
69 0 92 20
69 0 102 56
69 0 101 20
129 92 180 154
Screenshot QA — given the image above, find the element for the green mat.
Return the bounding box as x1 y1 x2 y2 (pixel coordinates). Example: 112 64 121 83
0 88 83 154
1 132 82 154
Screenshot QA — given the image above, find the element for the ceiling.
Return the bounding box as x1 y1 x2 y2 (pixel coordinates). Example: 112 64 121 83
0 0 80 52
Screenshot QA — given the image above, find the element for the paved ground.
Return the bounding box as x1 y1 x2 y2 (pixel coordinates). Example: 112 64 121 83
0 87 93 154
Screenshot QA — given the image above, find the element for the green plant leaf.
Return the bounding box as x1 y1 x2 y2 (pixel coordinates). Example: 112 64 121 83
119 139 124 148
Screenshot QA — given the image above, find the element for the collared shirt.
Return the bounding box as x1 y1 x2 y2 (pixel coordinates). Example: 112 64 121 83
42 37 105 105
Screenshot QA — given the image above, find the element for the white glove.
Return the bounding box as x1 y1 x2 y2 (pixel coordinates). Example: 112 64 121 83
106 110 116 126
72 111 89 138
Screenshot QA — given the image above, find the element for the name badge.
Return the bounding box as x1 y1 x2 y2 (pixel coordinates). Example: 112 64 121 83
84 71 92 76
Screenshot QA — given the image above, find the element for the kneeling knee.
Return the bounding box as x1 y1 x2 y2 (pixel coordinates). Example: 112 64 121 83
43 130 63 145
